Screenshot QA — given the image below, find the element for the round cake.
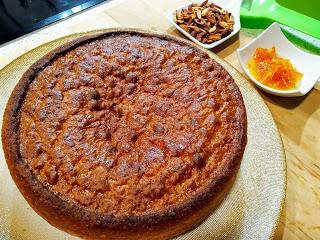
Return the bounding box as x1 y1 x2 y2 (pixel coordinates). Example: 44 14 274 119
2 31 247 239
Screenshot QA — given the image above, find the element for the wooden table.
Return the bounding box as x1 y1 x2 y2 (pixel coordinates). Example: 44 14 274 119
0 0 319 239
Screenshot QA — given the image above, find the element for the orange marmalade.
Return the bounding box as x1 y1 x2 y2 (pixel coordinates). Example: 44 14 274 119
248 46 303 90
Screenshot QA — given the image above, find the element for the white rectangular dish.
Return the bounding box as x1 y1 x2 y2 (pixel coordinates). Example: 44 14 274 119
167 0 241 49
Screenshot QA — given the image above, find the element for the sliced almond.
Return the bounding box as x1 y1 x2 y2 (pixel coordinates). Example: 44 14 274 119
218 21 228 28
229 15 234 23
208 33 222 41
201 8 210 16
220 9 227 15
196 9 202 19
223 13 230 22
189 25 204 33
200 0 208 7
180 24 189 32
209 25 217 33
176 10 181 20
207 17 216 24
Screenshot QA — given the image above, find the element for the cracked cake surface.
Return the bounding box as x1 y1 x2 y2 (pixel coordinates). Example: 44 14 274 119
2 31 247 239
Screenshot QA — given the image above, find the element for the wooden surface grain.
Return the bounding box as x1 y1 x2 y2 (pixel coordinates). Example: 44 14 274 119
0 0 319 239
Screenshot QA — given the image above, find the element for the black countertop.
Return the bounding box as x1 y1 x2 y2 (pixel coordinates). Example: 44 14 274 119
0 0 108 45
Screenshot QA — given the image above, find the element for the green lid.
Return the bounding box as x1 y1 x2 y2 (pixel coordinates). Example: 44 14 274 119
240 0 320 55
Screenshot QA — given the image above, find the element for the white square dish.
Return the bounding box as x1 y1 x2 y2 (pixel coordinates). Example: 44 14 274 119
167 0 241 49
237 22 320 97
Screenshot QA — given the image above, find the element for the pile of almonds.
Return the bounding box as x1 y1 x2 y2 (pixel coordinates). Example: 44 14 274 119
175 0 235 44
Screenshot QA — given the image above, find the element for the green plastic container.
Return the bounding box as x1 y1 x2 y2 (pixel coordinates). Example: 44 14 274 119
240 0 320 54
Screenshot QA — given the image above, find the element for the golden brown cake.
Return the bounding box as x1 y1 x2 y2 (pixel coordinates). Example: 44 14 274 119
2 31 247 240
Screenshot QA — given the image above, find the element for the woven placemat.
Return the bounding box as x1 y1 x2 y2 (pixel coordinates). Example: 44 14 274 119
0 29 286 240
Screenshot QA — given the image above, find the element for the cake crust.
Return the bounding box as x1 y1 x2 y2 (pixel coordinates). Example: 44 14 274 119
2 30 247 239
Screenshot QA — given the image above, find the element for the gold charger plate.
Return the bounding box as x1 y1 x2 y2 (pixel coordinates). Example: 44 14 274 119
0 29 286 240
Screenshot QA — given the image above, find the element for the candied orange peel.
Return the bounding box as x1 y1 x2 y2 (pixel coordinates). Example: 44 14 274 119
248 46 303 90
